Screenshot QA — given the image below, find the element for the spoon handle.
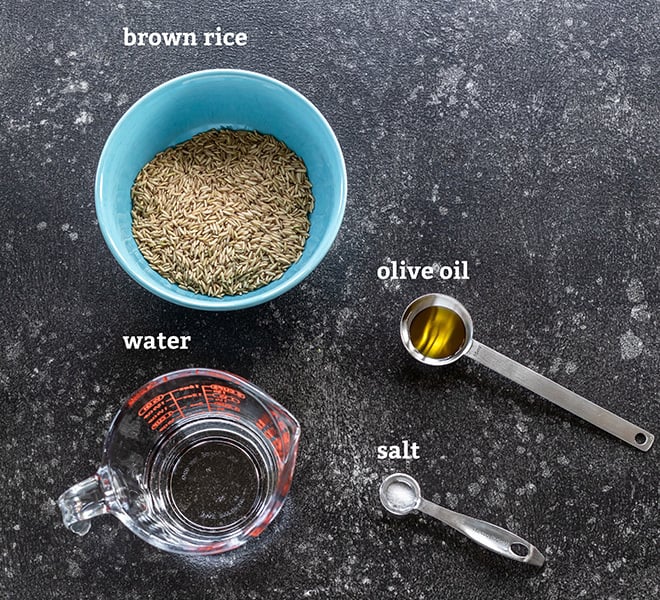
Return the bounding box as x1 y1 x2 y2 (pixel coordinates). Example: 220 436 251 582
417 498 545 566
466 340 654 451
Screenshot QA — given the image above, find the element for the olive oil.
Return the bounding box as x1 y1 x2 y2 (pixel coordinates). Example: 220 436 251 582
409 306 466 359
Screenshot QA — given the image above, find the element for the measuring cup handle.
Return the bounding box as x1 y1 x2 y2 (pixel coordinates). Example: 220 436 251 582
57 474 109 536
417 499 545 566
466 340 654 451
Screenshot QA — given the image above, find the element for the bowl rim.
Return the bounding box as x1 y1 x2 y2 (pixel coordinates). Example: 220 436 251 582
95 68 347 310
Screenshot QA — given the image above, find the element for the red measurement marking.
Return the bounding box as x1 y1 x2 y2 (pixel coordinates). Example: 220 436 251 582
201 385 212 412
168 391 185 418
202 384 245 402
127 374 171 408
138 393 166 417
255 415 270 431
134 382 251 433
146 406 170 425
201 385 244 414
151 411 176 431
150 411 175 431
271 437 283 460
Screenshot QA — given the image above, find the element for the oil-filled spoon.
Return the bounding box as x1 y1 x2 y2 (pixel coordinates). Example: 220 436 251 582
400 294 654 451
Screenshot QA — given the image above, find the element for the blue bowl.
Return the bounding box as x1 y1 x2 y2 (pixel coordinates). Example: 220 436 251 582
95 70 347 310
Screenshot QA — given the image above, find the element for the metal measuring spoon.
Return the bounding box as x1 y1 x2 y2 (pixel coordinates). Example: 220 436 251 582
400 294 654 451
380 473 545 566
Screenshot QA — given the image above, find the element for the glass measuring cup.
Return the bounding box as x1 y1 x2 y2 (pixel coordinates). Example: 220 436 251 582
380 473 545 566
58 369 300 554
400 294 654 451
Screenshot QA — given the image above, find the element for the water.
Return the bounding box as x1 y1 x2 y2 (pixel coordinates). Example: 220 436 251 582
145 417 278 538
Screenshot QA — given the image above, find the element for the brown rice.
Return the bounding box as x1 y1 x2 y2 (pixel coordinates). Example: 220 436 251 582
131 129 314 297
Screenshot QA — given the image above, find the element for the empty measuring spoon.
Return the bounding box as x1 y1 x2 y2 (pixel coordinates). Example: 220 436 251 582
400 294 654 451
380 473 545 566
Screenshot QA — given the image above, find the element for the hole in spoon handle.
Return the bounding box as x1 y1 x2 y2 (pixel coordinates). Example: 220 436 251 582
510 542 529 557
466 340 654 451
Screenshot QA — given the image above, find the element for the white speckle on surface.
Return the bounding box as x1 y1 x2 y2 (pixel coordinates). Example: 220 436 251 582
408 84 423 101
565 18 574 26
557 455 570 466
74 110 93 125
430 183 439 203
427 65 466 106
467 482 481 496
487 489 506 507
565 361 577 374
506 30 522 44
438 206 449 215
62 80 89 93
335 307 355 337
445 492 459 509
7 118 32 133
572 312 586 328
61 223 70 231
626 278 645 303
69 232 78 241
36 221 47 230
631 303 650 322
539 461 552 478
619 330 643 360
40 498 57 516
66 558 82 577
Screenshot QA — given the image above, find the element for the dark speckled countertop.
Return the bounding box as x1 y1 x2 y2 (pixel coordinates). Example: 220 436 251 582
1 1 659 598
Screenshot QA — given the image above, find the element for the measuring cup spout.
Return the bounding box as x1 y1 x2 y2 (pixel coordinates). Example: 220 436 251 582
58 473 109 536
